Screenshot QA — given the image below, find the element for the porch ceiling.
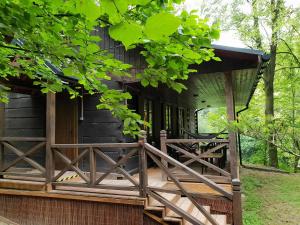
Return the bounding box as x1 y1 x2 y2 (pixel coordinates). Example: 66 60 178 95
179 69 259 109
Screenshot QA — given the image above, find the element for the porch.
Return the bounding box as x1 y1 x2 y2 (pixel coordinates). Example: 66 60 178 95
0 128 239 225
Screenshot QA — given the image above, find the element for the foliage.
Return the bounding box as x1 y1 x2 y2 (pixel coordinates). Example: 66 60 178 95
0 0 220 136
241 168 300 225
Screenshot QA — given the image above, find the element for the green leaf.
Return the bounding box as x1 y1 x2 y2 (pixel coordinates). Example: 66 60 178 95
76 0 101 21
145 13 181 41
109 21 143 49
129 0 152 5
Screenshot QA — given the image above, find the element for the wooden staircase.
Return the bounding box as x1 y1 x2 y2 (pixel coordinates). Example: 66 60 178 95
144 192 228 225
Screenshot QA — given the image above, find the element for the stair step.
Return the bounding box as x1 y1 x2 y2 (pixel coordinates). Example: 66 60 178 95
148 192 180 207
205 214 227 225
182 205 210 225
167 197 194 218
163 216 183 225
145 206 164 212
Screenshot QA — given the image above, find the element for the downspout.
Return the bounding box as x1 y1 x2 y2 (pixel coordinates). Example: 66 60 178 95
194 108 204 134
236 53 270 166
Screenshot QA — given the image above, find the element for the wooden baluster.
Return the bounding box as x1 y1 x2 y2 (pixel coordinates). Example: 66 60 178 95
46 93 56 192
160 130 168 181
0 143 3 178
89 147 96 186
139 130 148 197
232 179 243 225
0 103 5 178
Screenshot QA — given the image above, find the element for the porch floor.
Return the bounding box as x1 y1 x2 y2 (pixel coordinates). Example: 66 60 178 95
0 167 232 200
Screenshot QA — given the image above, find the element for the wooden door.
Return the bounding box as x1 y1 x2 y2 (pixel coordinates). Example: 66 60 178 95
55 93 78 169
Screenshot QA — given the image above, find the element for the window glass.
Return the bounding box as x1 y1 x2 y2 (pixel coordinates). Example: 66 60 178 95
178 108 185 137
143 99 153 138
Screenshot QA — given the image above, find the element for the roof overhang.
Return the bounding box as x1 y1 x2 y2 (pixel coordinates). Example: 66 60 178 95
178 45 270 109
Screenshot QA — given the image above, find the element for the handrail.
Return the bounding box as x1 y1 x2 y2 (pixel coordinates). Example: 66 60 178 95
144 143 221 225
0 137 47 142
51 143 140 148
165 138 229 144
167 144 231 177
144 143 233 200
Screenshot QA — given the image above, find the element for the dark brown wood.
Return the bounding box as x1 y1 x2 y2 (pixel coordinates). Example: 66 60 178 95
53 148 89 181
232 179 243 225
225 72 242 225
0 103 5 178
0 193 145 225
0 188 145 205
1 142 46 172
53 149 90 183
2 141 46 174
224 72 239 180
89 147 96 186
93 147 138 184
138 130 148 197
147 151 219 225
167 144 230 177
55 93 78 169
160 130 168 181
94 148 139 187
144 143 233 199
53 182 139 191
165 139 229 144
51 143 140 148
46 92 56 190
0 137 47 142
0 172 44 178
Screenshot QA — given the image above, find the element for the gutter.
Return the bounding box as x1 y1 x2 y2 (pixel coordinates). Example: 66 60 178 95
236 53 271 166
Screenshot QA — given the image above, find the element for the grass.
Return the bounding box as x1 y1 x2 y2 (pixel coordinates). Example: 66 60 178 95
241 168 300 225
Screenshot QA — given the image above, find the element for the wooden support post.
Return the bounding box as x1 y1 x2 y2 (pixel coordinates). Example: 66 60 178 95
0 103 4 178
225 72 243 225
160 130 168 181
224 72 238 179
232 179 243 225
139 130 148 197
46 92 56 191
89 147 96 187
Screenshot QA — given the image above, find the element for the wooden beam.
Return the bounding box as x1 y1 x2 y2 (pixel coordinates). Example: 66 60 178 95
46 92 56 191
224 72 238 180
160 130 168 181
0 103 5 177
225 72 243 225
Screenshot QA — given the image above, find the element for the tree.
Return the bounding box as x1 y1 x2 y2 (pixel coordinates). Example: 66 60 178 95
0 0 220 136
230 0 292 167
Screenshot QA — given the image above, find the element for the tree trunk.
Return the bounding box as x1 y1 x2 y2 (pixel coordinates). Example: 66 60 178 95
294 156 300 173
264 44 278 168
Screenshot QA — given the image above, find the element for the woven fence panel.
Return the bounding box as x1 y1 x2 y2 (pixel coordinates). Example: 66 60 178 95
0 195 144 225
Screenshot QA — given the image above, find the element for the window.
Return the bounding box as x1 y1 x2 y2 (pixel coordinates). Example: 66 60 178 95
143 99 153 138
186 108 191 132
164 105 172 134
178 108 185 137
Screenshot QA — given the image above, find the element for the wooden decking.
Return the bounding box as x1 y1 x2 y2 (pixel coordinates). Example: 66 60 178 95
0 167 231 225
0 167 232 199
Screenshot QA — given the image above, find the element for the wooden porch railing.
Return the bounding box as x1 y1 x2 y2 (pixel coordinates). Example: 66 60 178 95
49 142 143 194
0 132 242 225
0 137 47 179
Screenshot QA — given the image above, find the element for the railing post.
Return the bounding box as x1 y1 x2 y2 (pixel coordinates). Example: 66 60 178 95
46 92 56 192
160 130 168 181
0 143 3 179
139 130 148 197
232 179 243 225
0 103 4 178
89 146 96 187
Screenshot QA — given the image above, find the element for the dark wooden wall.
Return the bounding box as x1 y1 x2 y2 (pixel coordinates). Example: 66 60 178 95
2 92 46 167
0 194 161 225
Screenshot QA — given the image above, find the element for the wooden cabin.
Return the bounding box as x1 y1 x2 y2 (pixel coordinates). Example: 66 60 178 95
0 29 269 225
